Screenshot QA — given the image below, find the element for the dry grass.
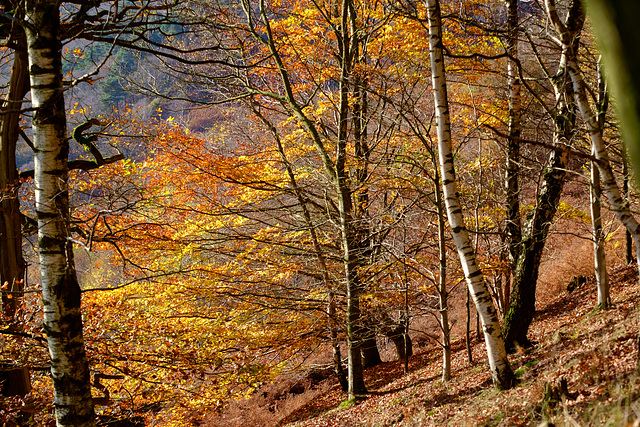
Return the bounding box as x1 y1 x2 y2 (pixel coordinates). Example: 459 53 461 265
202 368 336 426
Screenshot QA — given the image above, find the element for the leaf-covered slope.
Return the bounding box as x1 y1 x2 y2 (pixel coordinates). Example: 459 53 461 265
274 264 640 427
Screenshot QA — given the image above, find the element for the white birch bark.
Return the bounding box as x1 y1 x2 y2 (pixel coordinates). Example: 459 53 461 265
504 0 521 304
425 0 514 389
574 72 640 281
546 0 640 284
591 62 610 307
583 0 640 184
590 158 610 306
435 176 451 381
24 0 95 425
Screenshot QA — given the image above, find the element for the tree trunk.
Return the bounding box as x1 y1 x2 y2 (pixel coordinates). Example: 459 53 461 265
435 172 451 381
502 0 582 351
591 160 610 307
503 260 511 309
0 44 28 318
360 334 382 369
426 0 514 390
0 364 31 397
24 1 95 425
549 0 640 283
465 287 473 364
335 0 366 398
256 107 349 391
352 41 379 375
390 332 413 362
339 76 367 402
592 60 610 308
502 149 568 350
504 0 521 304
403 264 410 374
256 0 367 399
623 157 634 265
571 64 640 280
584 0 640 183
382 322 413 362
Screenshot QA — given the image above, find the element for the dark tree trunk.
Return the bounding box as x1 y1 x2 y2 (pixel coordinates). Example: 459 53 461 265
502 149 568 350
0 44 28 318
332 341 348 392
0 364 31 397
387 329 413 361
623 157 635 265
502 0 582 352
360 334 382 368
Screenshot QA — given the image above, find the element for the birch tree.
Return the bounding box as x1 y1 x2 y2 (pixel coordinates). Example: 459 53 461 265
425 0 514 390
584 0 640 182
24 0 95 424
547 0 640 284
590 61 610 307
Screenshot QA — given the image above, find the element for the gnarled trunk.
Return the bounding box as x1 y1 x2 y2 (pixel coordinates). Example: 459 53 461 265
502 0 582 350
502 148 568 349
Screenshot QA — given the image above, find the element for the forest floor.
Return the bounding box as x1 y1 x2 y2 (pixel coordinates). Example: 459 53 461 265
211 263 640 427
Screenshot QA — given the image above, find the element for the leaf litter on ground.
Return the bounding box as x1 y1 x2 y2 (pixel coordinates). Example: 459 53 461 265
276 263 640 427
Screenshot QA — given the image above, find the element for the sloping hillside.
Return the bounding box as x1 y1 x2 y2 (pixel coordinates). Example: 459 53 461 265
213 264 640 427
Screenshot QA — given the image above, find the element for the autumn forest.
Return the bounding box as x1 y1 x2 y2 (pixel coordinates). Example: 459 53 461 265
1 0 640 426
